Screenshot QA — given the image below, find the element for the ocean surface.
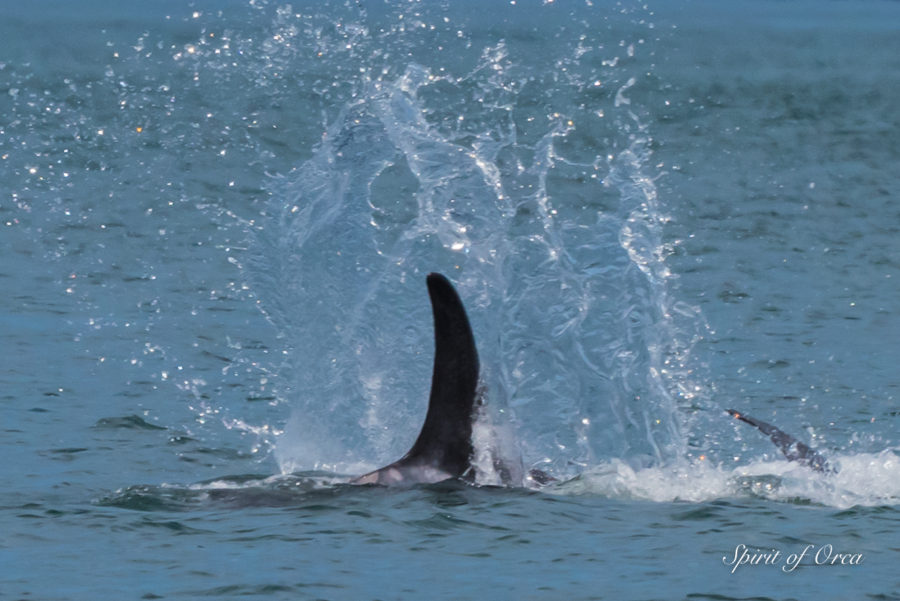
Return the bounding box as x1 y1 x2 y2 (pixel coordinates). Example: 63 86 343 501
2 1 899 599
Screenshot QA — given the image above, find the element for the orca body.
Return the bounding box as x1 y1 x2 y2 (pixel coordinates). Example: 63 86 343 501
728 409 834 473
351 273 480 485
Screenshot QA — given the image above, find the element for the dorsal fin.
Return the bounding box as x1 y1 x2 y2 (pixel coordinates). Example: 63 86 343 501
728 409 833 473
352 273 479 485
403 273 479 470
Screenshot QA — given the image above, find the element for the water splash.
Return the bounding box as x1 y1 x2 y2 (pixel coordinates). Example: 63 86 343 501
12 0 707 480
556 449 900 509
0 0 709 482
231 2 706 479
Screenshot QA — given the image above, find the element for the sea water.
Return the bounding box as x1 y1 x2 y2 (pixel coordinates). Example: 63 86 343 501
2 1 899 599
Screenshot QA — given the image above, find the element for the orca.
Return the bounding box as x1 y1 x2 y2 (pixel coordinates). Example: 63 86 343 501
351 273 480 485
347 275 840 487
727 409 834 473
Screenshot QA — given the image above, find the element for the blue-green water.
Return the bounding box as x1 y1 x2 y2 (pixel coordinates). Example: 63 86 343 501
2 1 899 599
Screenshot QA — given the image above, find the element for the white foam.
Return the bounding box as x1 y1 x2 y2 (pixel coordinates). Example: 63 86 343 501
552 450 900 509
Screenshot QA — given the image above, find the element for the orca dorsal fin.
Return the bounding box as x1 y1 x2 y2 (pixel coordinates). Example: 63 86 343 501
403 273 480 470
728 409 833 473
352 273 479 485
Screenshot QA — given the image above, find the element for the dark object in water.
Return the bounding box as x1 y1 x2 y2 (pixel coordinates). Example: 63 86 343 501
727 409 834 474
352 273 480 486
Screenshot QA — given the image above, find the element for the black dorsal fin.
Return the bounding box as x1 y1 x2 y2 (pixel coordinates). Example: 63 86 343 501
728 409 833 473
401 273 480 472
351 273 479 485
